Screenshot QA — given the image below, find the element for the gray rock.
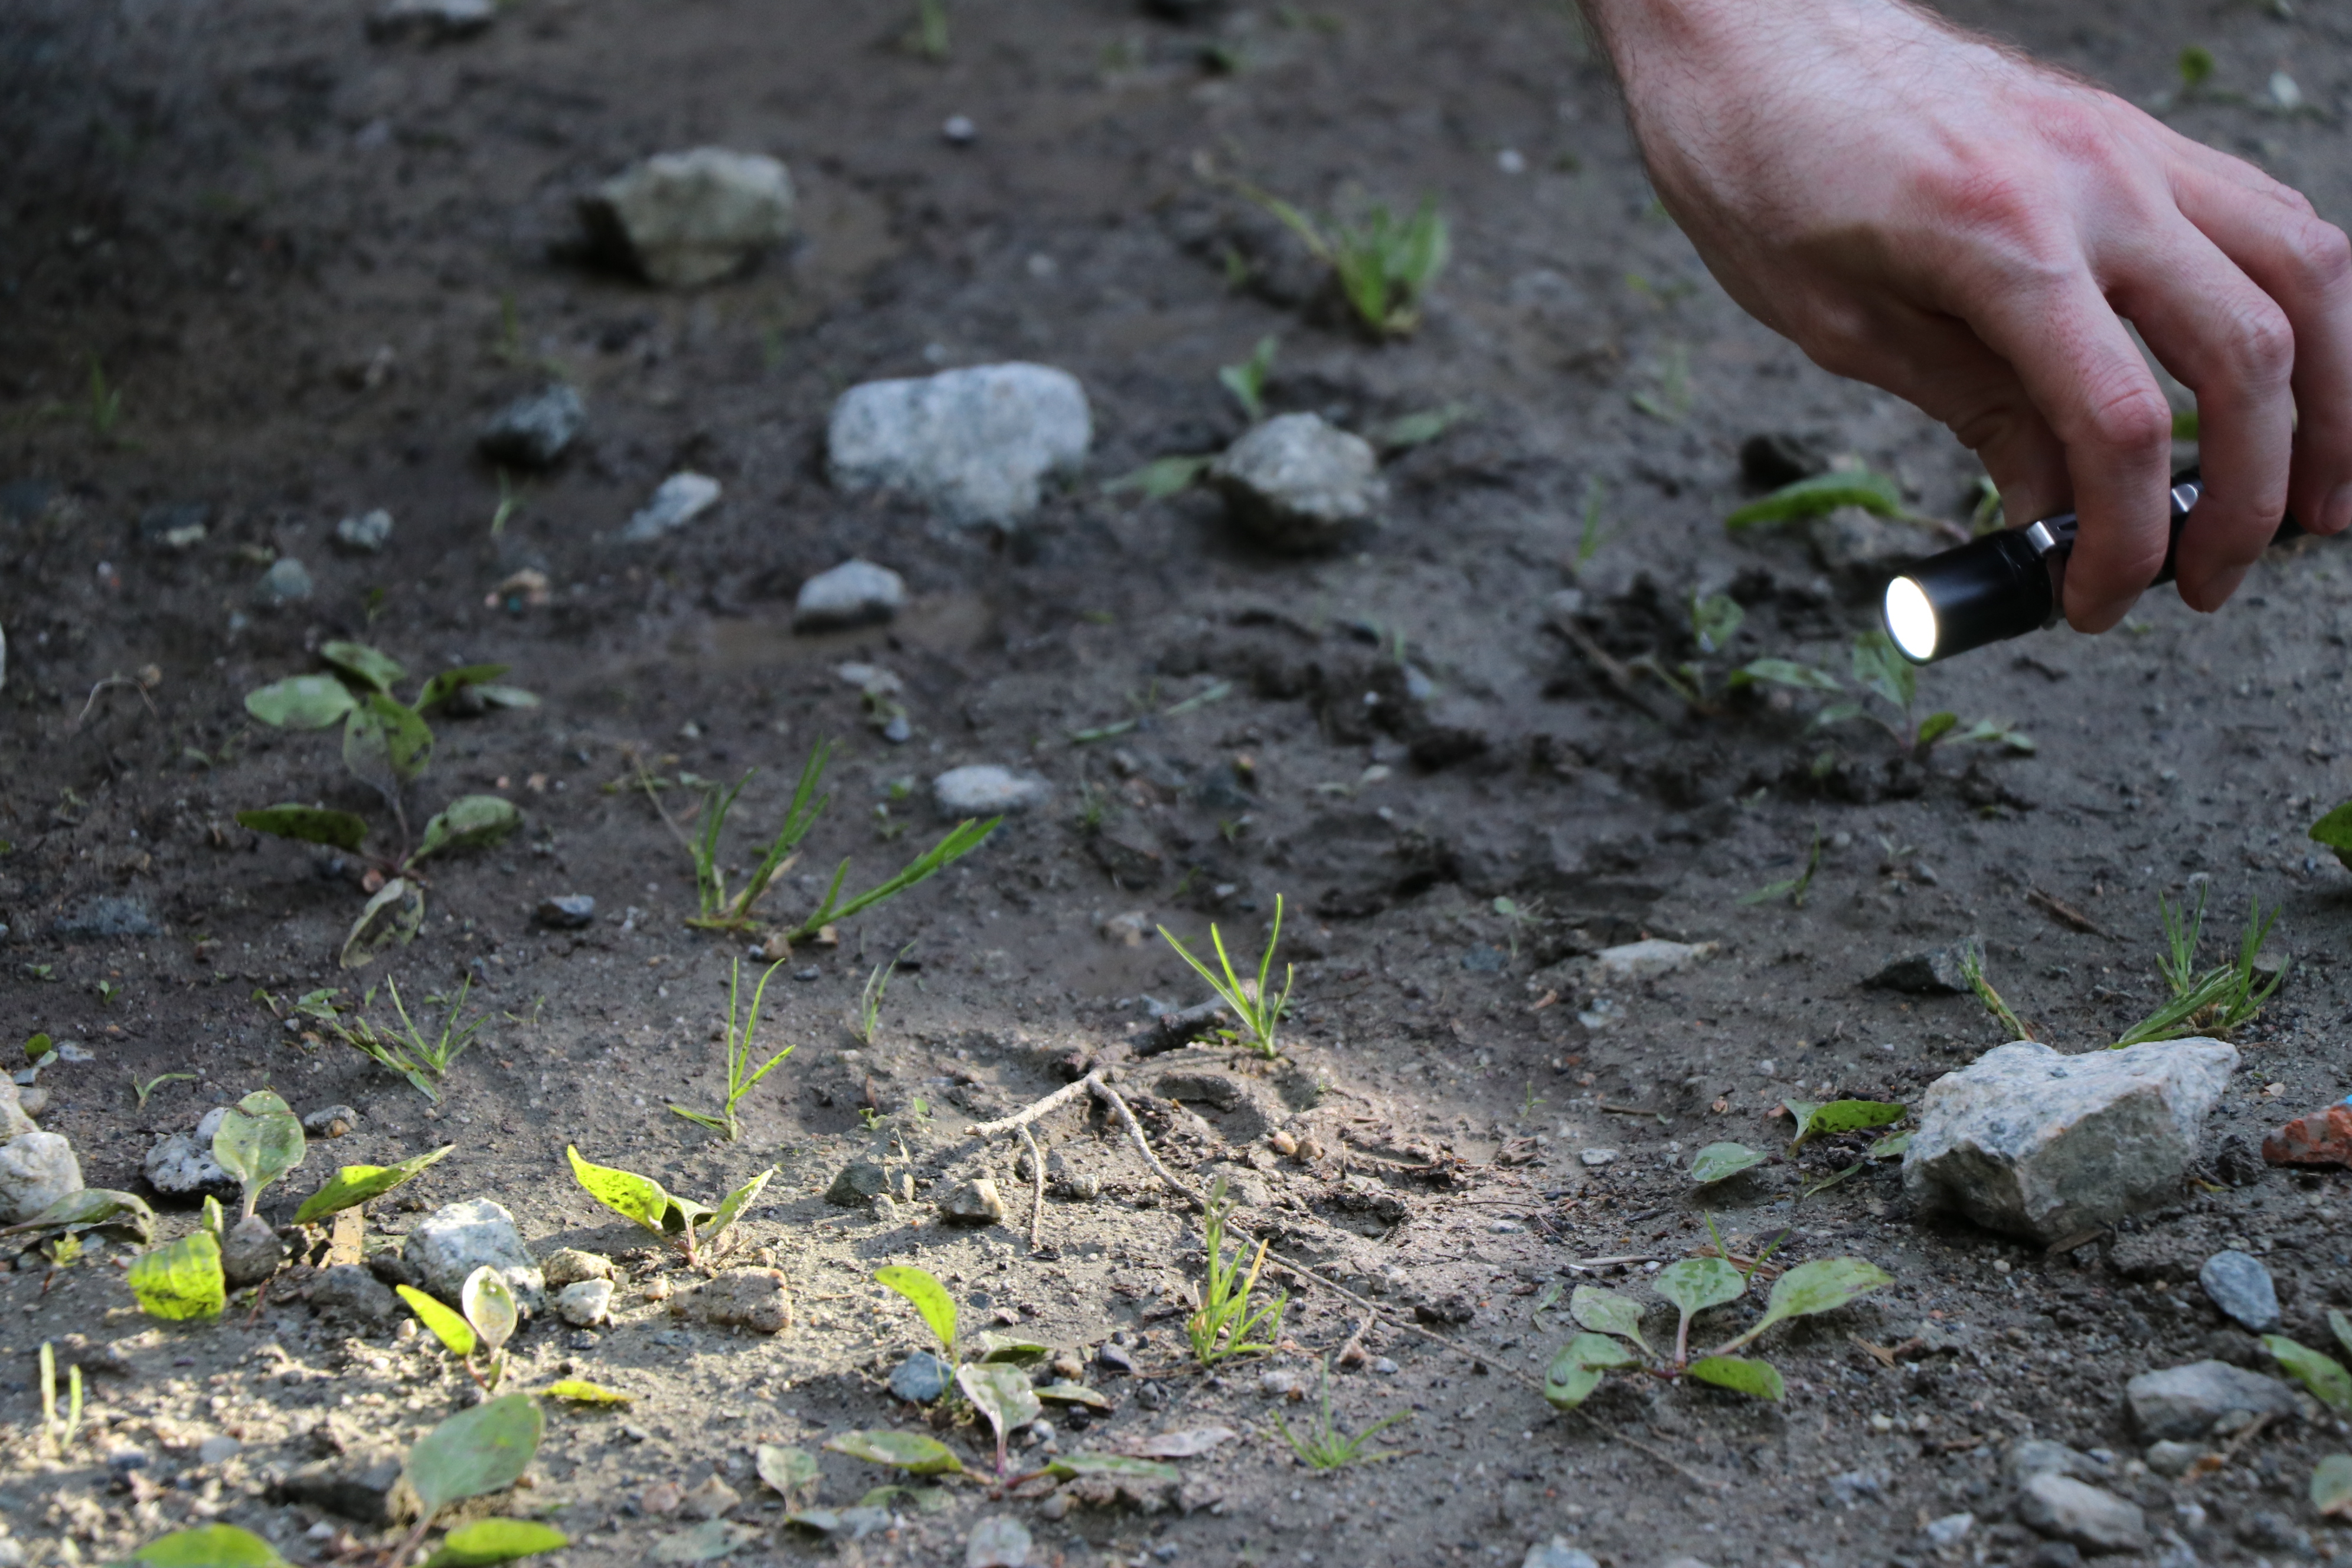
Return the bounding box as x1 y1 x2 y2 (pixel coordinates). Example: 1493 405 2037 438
302 1105 361 1138
825 1159 911 1208
2007 1439 2108 1487
1208 413 1385 553
479 385 586 470
1865 935 1985 995
144 1132 239 1203
334 509 393 554
534 895 596 929
540 1247 615 1288
933 765 1048 817
2142 1440 2201 1478
890 1350 953 1403
366 0 492 40
828 362 1091 528
794 560 907 633
308 1263 400 1325
1592 938 1713 985
0 1080 38 1142
579 148 795 289
401 1198 544 1312
554 1279 613 1327
253 558 313 606
2015 1473 2148 1554
1521 1541 1599 1568
2125 1360 2301 1440
939 1177 1007 1226
620 472 721 541
1901 1038 2239 1242
669 1267 792 1332
194 1106 231 1143
0 1132 81 1224
55 896 162 941
220 1214 286 1289
1922 1514 1974 1549
1807 505 1938 579
281 1449 404 1525
197 1435 242 1466
2198 1249 2279 1334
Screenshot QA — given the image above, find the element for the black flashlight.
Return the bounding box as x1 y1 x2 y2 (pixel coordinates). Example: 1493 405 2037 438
1881 467 2302 664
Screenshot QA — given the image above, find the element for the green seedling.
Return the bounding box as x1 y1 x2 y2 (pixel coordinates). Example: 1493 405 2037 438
567 1146 774 1270
128 1226 226 1321
2312 798 2352 869
1069 678 1233 743
1242 184 1449 337
1968 475 2004 534
1273 1355 1407 1469
86 354 124 439
960 1361 1042 1478
907 0 949 60
2179 44 2215 91
669 958 796 1141
876 1264 962 1364
23 1033 53 1067
1491 895 1544 961
825 1429 965 1475
646 740 997 940
292 1144 455 1224
2115 887 2283 1046
1185 1178 1286 1366
1724 466 1902 530
39 1341 83 1457
1366 403 1475 452
400 1265 520 1390
853 945 912 1044
1 1188 156 1252
214 1090 306 1223
1782 1098 1904 1148
1157 894 1294 1060
1574 476 1613 571
96 979 123 1006
489 468 520 536
1738 829 1822 909
1956 943 2034 1041
131 1072 194 1109
2262 1310 2352 1415
1220 335 1279 423
1800 1129 1912 1199
1103 454 1213 502
322 978 488 1101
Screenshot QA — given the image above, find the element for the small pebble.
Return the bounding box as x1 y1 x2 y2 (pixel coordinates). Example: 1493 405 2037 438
535 894 596 930
942 115 976 145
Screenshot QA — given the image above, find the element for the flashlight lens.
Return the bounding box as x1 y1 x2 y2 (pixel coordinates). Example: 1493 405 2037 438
1884 576 1939 663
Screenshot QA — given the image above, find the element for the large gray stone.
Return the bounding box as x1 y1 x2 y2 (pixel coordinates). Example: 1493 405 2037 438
1901 1038 2237 1242
479 385 585 470
308 1263 401 1325
1208 413 1385 553
0 1080 38 1142
795 560 907 633
2198 1249 2280 1334
0 1132 80 1223
143 1132 240 1203
933 765 1048 818
2015 1473 2148 1554
828 363 1090 528
401 1199 544 1312
2125 1360 2301 1440
579 148 795 289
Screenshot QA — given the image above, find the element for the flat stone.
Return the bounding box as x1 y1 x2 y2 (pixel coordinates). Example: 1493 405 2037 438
828 363 1091 529
0 1132 81 1224
2199 1249 2280 1334
197 1435 242 1466
220 1214 286 1289
1865 935 1985 995
479 384 585 471
253 558 313 606
1208 413 1385 553
1923 1514 1974 1549
966 1515 1033 1568
1592 938 1714 985
671 1268 792 1333
2007 1439 2108 1487
890 1350 954 1403
402 1198 544 1312
620 472 721 541
534 895 596 929
2143 1440 2201 1478
334 509 393 554
555 1279 613 1328
794 559 907 633
280 1449 404 1524
55 896 162 941
144 1132 239 1203
1579 1148 1618 1167
2125 1360 2301 1440
579 148 795 289
2015 1473 2148 1554
824 1158 909 1208
1521 1540 1599 1568
940 1177 1007 1226
366 0 492 40
308 1263 400 1325
1901 1038 2238 1242
933 765 1048 817
302 1105 361 1137
540 1247 616 1288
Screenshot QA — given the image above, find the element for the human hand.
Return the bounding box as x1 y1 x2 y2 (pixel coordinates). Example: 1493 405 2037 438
1581 0 2352 630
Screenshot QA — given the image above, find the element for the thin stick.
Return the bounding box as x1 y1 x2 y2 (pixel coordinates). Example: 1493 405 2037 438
967 1071 1103 1141
1018 1123 1046 1252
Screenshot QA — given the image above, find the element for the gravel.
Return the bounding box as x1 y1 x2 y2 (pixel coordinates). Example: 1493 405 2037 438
479 384 586 470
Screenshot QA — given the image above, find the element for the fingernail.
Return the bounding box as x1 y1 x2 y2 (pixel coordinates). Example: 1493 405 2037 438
2325 483 2352 536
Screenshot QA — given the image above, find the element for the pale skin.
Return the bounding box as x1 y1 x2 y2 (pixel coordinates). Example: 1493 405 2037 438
1577 0 2352 632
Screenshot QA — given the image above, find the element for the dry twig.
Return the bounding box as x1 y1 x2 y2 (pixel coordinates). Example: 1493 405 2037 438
1018 1123 1047 1252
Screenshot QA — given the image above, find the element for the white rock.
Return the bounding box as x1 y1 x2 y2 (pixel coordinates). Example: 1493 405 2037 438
933 765 1048 817
479 384 585 470
1923 1513 1974 1548
555 1278 614 1327
1208 413 1386 552
0 1132 81 1224
0 1080 38 1141
402 1198 544 1312
2015 1473 2148 1554
579 148 795 288
1592 939 1715 985
144 1132 240 1202
621 472 721 541
2125 1360 2301 1441
1521 1541 1599 1568
334 509 393 554
794 559 907 632
194 1107 230 1143
1901 1038 2237 1242
253 558 313 606
1578 1148 1618 1167
828 363 1091 528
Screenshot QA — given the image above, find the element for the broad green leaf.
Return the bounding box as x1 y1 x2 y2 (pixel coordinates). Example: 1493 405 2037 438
2312 802 2352 870
971 1331 1051 1364
319 642 407 695
129 1524 292 1566
245 675 357 730
292 1145 456 1225
128 1231 226 1321
1867 1130 1911 1160
234 805 371 852
2315 1454 2352 1518
1103 455 1210 501
1724 1257 1893 1350
463 1266 519 1356
212 1092 305 1208
1035 1383 1112 1409
1850 631 1915 712
1043 1452 1180 1483
1367 403 1475 450
1689 592 1744 656
1654 1258 1746 1318
4 1187 155 1244
2265 1335 2352 1415
1685 1355 1785 1401
698 1167 775 1240
1813 700 1867 729
649 1521 759 1562
399 1285 478 1359
414 796 522 863
404 1393 543 1518
545 1378 631 1405
341 877 424 970
2332 1307 2352 1362
566 1146 671 1234
1543 1332 1639 1411
1914 711 1960 749
824 1429 964 1475
958 1361 1042 1446
1569 1286 1652 1355
200 1195 226 1243
873 1265 958 1358
1690 1142 1766 1184
344 692 435 793
421 1520 569 1568
1787 1099 1906 1146
1729 658 1843 694
418 664 512 712
1725 469 1902 529
755 1443 820 1501
661 1193 714 1234
474 685 539 710
1955 718 2036 754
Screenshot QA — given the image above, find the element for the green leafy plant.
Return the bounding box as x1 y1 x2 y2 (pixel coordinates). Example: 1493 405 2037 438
400 1265 520 1390
1157 894 1294 1060
128 1228 226 1321
643 740 997 939
825 1429 964 1475
1724 467 1902 530
1185 1178 1286 1366
1273 1355 1407 1469
2315 1453 2352 1520
2258 1309 2352 1417
1491 895 1544 962
853 945 912 1044
1738 828 1822 908
1733 631 2033 760
566 1146 773 1269
876 1264 962 1363
669 958 795 1140
292 1144 455 1225
2308 798 2352 869
959 1361 1042 1478
2179 43 2215 91
1 1188 156 1252
393 1394 557 1567
1243 185 1449 337
213 1089 306 1221
127 1525 292 1567
132 1071 194 1109
1956 943 2034 1041
1782 1098 1904 1148
1574 476 1613 570
38 1341 83 1456
1220 335 1279 423
316 978 489 1100
2115 886 2285 1046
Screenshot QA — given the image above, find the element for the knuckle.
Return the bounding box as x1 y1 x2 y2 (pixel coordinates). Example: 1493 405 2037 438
2277 215 2352 296
2075 383 2174 455
2220 300 2296 385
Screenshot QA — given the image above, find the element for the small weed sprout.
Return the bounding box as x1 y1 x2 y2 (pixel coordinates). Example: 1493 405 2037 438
1273 1356 1406 1470
1956 943 2034 1041
1219 335 1279 423
86 354 123 439
1491 894 1544 961
669 958 796 1141
567 1146 775 1272
131 1071 194 1109
853 945 912 1045
1241 184 1449 337
1157 894 1295 1060
1574 476 1613 571
324 978 489 1101
39 1341 83 1456
1738 829 1822 909
2115 887 2284 1046
398 1264 519 1391
1186 1178 1286 1366
907 0 949 60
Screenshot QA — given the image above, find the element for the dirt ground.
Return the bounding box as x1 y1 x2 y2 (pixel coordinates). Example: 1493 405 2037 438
6 0 2352 1564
